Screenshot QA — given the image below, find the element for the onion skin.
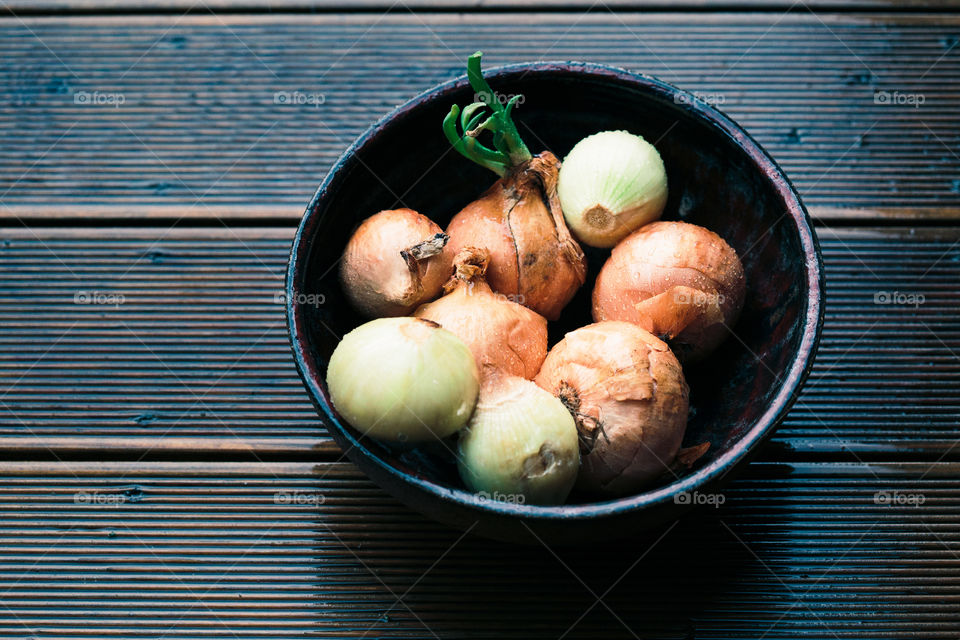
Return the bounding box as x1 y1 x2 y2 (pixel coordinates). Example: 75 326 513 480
557 130 668 249
340 208 453 318
534 321 689 495
446 152 587 321
592 221 746 362
326 317 479 444
459 369 579 505
413 247 548 380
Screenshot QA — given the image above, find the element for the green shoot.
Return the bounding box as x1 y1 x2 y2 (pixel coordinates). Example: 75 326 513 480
442 51 532 177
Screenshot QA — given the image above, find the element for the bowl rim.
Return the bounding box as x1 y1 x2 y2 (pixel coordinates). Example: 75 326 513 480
286 60 825 521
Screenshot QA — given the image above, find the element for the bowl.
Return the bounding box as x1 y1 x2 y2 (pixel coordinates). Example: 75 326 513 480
286 61 823 544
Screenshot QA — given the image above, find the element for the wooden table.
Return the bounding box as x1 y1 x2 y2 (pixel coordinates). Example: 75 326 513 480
0 1 958 637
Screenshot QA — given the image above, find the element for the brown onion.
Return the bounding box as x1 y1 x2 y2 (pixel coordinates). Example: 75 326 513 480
441 53 586 321
414 247 548 379
592 221 745 362
446 152 587 320
340 208 453 318
534 321 689 495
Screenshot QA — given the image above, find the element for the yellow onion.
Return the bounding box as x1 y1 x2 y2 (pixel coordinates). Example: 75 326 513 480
593 221 746 362
326 317 479 444
340 208 453 318
445 152 587 321
557 130 668 248
414 247 547 379
459 369 579 505
535 321 689 495
442 53 586 321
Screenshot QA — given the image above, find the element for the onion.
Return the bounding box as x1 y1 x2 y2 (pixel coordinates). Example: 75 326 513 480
459 369 579 505
593 221 746 362
340 208 453 318
413 247 548 379
558 130 668 248
326 317 479 444
442 52 586 321
534 321 689 495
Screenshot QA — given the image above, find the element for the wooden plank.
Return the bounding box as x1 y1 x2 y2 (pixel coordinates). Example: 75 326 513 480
0 226 328 455
0 13 957 218
0 225 958 459
781 226 960 457
0 460 956 638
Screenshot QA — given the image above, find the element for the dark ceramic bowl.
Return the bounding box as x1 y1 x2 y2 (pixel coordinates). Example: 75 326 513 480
286 62 823 544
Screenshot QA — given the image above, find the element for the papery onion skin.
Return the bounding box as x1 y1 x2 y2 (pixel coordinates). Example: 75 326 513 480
557 130 668 249
340 208 453 318
326 317 479 444
459 370 580 505
414 247 548 380
592 221 746 362
534 321 689 495
446 152 587 321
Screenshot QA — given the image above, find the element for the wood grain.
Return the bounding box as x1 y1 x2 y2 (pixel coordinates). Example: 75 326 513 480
0 460 955 638
0 225 957 459
0 13 957 218
0 6 955 637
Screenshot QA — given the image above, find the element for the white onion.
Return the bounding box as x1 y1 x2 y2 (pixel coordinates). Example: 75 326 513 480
326 317 479 444
459 370 579 505
558 130 668 248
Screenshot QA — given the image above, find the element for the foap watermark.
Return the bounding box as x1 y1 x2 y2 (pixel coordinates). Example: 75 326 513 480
73 90 126 108
874 490 925 507
74 491 126 506
74 290 125 307
274 490 325 506
274 291 326 308
273 91 325 108
674 490 725 508
456 282 525 305
674 91 726 107
874 90 925 108
476 490 526 505
874 290 924 308
494 292 525 305
674 289 725 307
474 91 525 108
